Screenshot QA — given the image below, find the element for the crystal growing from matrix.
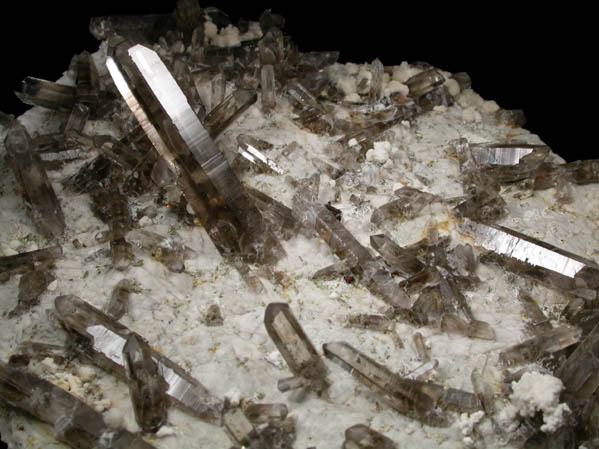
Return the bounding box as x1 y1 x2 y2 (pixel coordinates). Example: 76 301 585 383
264 303 330 395
499 327 582 366
122 334 169 432
343 424 397 449
10 269 56 318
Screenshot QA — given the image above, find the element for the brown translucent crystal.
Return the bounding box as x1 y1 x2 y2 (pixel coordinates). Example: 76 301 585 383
264 302 330 395
347 313 393 332
499 327 582 366
122 334 169 432
105 279 135 320
261 64 276 112
204 88 258 139
517 291 552 335
9 269 56 318
370 234 425 278
4 124 66 240
15 77 76 111
244 403 288 424
0 245 62 278
405 69 444 98
370 187 438 225
343 424 396 449
125 229 188 273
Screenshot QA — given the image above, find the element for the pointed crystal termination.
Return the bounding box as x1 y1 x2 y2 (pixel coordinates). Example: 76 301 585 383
64 103 90 137
324 342 471 427
452 186 506 224
4 125 66 240
264 303 330 395
261 64 276 112
369 58 384 101
343 424 397 449
122 334 169 433
244 403 288 424
109 193 134 271
0 245 62 278
499 327 582 366
54 295 224 423
108 43 283 265
405 69 445 98
0 110 16 127
0 361 158 449
125 229 188 273
293 175 411 310
15 77 76 111
9 269 56 318
347 313 393 332
370 187 438 225
74 51 99 106
232 260 265 294
237 134 284 175
370 234 425 278
459 219 599 296
105 279 135 320
517 291 552 335
246 186 299 241
204 88 258 139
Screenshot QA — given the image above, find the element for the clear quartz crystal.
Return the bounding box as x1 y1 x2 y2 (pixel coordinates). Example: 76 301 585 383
0 361 158 448
54 295 224 423
343 424 396 449
370 187 438 225
204 88 258 139
4 125 66 240
370 234 425 277
237 133 284 175
264 303 330 395
122 334 169 432
498 327 582 366
261 64 276 111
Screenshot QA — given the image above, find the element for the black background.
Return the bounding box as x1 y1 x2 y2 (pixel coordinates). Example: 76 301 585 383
0 2 594 446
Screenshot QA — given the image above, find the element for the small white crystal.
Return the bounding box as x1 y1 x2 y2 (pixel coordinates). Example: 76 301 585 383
482 100 500 114
445 78 460 97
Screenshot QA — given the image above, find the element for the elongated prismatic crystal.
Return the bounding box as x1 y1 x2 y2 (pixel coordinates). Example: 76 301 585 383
343 423 397 449
54 295 223 423
107 42 283 265
459 219 599 298
0 361 157 448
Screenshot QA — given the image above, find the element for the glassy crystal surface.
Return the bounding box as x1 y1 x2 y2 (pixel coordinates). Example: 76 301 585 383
204 88 258 138
237 133 284 175
343 423 396 449
122 334 169 432
54 295 224 423
404 359 438 381
105 279 135 320
244 403 288 424
0 245 61 278
460 219 599 295
440 315 495 340
9 269 55 318
261 64 276 111
370 234 425 277
232 260 265 293
9 341 67 366
5 124 66 240
264 302 330 395
0 110 16 127
0 361 158 448
517 291 552 335
371 187 438 225
369 58 384 101
499 327 582 366
412 332 430 361
405 69 444 98
15 77 76 111
453 187 506 224
347 313 393 332
125 229 187 273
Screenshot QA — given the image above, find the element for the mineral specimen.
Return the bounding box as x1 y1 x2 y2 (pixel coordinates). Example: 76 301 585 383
4 124 66 240
0 245 62 277
342 424 396 449
105 279 135 320
499 327 582 366
9 269 56 318
264 302 330 395
370 187 438 225
15 77 76 111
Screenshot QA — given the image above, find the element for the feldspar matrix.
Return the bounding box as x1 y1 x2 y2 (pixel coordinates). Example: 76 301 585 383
1 2 599 449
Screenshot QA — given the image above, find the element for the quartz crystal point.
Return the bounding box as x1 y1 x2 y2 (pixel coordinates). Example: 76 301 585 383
222 407 265 448
498 327 582 366
0 361 157 449
261 64 276 111
412 332 430 361
347 313 393 332
125 229 188 273
323 342 481 426
15 77 76 111
244 403 288 424
108 43 283 265
459 219 599 297
237 133 284 175
246 187 299 240
556 323 599 404
0 245 62 277
370 234 425 278
122 334 169 432
405 69 444 98
369 58 384 101
453 186 506 224
64 103 90 136
9 269 56 318
264 302 330 395
517 291 552 335
105 279 135 320
342 424 397 449
54 295 224 423
370 187 438 225
4 124 66 240
204 88 258 139
293 175 410 310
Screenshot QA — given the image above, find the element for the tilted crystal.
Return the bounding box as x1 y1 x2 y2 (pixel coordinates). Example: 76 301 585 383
237 134 284 175
244 403 288 424
9 341 67 366
122 334 169 432
204 88 258 139
210 71 226 111
0 245 62 277
499 327 582 366
105 279 135 320
405 69 444 98
412 332 430 361
404 359 438 381
15 77 76 111
9 269 56 318
369 58 384 101
232 260 265 293
459 219 599 295
342 424 396 449
452 187 506 224
517 291 552 335
54 295 224 423
411 285 444 326
108 43 283 265
347 313 393 332
370 187 438 225
246 187 299 241
0 361 158 448
557 323 599 404
125 229 188 273
441 315 495 340
64 103 90 137
75 51 99 107
4 124 66 240
533 159 599 190
264 303 330 395
370 234 425 277
261 64 276 112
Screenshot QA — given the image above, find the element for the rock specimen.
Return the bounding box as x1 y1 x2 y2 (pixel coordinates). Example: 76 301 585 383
342 424 396 449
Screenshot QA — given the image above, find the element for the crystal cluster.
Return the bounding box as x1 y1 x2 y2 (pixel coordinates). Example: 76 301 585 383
1 1 599 448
